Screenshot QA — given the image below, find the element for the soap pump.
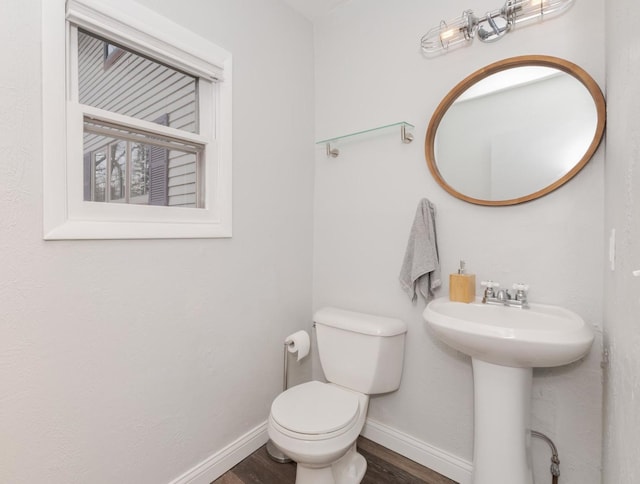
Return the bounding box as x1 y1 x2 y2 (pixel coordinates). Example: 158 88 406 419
449 260 476 303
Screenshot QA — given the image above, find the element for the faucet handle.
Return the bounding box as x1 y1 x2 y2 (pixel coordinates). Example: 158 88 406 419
512 283 529 304
481 280 500 289
481 280 500 303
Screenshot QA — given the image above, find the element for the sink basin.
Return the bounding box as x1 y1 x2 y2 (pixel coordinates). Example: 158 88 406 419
423 297 594 368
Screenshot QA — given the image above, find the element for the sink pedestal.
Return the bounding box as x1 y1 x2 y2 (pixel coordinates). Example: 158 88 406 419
472 359 533 484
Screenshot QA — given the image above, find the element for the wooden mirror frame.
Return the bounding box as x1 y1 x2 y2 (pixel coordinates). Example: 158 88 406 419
425 55 606 206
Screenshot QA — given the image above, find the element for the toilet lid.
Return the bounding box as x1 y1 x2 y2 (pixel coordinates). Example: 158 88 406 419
271 381 360 435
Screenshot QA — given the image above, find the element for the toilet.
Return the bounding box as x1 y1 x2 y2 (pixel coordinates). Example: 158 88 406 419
268 307 408 484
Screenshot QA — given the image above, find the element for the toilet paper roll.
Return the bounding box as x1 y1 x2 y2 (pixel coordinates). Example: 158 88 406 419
285 330 310 361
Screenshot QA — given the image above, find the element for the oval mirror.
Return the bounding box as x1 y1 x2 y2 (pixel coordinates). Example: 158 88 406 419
425 55 606 206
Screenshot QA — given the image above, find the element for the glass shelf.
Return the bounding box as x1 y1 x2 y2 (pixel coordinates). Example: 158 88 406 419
316 121 414 157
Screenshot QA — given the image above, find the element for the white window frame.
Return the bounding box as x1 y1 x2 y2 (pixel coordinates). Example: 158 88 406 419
42 0 232 239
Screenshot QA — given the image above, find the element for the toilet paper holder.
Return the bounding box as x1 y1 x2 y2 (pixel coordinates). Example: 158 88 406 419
283 339 291 392
282 329 311 390
266 340 297 464
267 328 312 464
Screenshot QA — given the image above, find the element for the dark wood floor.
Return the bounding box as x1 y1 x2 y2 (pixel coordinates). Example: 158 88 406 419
212 437 458 484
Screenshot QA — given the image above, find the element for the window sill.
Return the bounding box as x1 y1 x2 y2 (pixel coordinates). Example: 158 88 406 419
44 218 232 240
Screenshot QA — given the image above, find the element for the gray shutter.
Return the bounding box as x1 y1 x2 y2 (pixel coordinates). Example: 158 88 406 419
83 152 92 201
149 114 169 206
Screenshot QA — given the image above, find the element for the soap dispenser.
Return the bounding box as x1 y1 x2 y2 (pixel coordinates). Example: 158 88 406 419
449 260 476 303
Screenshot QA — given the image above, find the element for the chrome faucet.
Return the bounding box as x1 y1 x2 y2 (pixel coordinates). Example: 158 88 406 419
481 281 529 309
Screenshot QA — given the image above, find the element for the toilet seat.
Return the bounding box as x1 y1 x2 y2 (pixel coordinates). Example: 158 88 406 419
271 381 360 437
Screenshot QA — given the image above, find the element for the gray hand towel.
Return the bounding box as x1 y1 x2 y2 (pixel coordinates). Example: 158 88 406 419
399 199 441 302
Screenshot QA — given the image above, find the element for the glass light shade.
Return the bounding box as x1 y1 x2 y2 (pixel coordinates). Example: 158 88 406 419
505 0 574 27
421 10 478 55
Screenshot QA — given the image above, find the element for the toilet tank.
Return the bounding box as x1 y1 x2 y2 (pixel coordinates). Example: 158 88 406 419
313 307 408 395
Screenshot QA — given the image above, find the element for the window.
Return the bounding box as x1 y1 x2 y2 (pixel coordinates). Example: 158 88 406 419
42 0 232 239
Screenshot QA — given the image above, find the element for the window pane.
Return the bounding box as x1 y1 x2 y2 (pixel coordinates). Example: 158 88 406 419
94 151 106 202
109 141 127 202
130 143 149 203
83 121 202 208
78 30 198 134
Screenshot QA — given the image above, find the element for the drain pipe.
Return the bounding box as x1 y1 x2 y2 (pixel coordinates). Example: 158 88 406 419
531 430 560 484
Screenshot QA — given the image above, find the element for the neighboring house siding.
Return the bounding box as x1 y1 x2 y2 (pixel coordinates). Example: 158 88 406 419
79 31 198 207
167 152 197 206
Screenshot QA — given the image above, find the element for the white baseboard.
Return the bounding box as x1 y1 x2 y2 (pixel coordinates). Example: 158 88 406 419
168 417 472 484
362 418 473 484
168 421 269 484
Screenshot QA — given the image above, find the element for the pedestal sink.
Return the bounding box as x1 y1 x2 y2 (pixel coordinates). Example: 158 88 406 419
423 297 594 484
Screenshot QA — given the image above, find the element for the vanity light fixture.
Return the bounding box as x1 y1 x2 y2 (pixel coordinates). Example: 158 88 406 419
421 0 574 55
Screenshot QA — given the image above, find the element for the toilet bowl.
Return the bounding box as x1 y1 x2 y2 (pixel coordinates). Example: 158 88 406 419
269 381 369 483
268 307 407 484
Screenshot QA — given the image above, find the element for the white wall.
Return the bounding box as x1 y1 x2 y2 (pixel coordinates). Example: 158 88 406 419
312 1 604 483
0 1 314 482
603 0 640 482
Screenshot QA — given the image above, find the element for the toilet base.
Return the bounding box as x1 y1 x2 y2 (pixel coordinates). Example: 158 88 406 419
266 439 292 463
295 443 367 484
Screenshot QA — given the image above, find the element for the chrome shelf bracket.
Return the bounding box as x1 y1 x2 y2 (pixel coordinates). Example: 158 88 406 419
401 123 414 144
325 143 340 158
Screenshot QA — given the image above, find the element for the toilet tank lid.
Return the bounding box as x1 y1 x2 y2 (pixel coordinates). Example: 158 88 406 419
313 307 407 336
